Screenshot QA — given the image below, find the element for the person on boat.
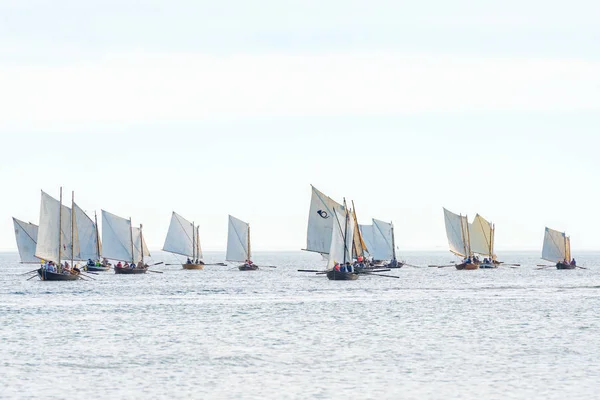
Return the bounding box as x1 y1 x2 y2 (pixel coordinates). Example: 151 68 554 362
116 261 122 268
186 257 192 264
334 263 341 272
346 262 353 273
72 265 81 274
339 263 347 272
87 258 94 267
563 258 569 265
123 262 129 268
465 257 472 264
570 258 577 266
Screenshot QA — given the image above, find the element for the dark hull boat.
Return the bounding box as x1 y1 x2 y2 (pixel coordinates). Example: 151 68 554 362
86 265 111 272
239 264 258 271
37 268 79 281
326 270 358 280
479 263 498 269
385 260 404 269
183 263 205 270
557 262 576 270
455 262 479 270
114 266 147 274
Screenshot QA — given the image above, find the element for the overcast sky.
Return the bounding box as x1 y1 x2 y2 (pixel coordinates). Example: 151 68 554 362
1 0 599 253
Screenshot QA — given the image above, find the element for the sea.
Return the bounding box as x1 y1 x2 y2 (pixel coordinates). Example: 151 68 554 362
1 251 599 400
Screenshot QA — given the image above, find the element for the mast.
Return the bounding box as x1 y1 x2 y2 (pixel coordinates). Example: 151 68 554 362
196 225 201 261
490 223 495 258
343 198 349 264
351 200 365 257
564 233 568 262
94 211 100 260
58 187 63 272
71 190 74 269
140 224 144 265
129 217 134 264
465 214 472 257
247 224 251 261
192 221 195 261
391 221 397 261
458 213 466 258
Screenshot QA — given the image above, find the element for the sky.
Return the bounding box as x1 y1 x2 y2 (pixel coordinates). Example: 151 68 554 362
1 0 600 253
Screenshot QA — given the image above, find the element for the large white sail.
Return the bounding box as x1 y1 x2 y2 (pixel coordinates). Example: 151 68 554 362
327 208 351 269
443 208 469 258
469 214 493 257
196 226 203 260
74 203 101 261
226 215 249 262
13 218 40 263
372 219 394 260
542 227 567 263
101 210 133 262
35 191 79 263
163 212 195 258
132 227 150 263
305 185 344 254
359 225 374 256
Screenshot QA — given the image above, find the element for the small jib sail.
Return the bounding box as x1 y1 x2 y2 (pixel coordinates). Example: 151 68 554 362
74 204 102 261
163 212 203 262
371 219 396 261
226 215 250 263
443 208 470 258
35 190 80 263
542 227 570 263
326 205 355 270
351 204 368 259
102 210 149 263
13 218 40 263
469 214 495 258
304 185 345 255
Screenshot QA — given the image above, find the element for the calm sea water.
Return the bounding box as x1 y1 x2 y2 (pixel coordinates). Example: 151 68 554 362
1 251 599 400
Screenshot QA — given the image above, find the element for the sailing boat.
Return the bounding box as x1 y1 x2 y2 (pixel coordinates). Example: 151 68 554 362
303 185 345 259
371 219 401 268
226 215 256 270
74 205 107 271
163 211 204 269
13 218 40 264
443 208 478 270
102 210 150 274
542 227 575 269
469 214 497 268
325 201 358 280
35 188 81 281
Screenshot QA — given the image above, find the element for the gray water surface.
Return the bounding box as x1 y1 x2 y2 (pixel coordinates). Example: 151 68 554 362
1 251 599 399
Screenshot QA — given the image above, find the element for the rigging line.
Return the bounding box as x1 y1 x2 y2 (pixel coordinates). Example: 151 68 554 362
230 218 249 260
14 219 38 246
331 207 350 261
173 212 194 246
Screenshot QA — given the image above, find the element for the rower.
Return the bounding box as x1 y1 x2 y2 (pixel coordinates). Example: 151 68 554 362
346 262 353 273
570 258 577 266
187 258 192 264
87 258 94 267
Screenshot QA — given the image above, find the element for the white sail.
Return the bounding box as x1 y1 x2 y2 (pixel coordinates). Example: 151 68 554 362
13 218 40 263
74 203 101 261
101 210 133 262
196 226 203 260
226 215 249 262
443 208 469 258
345 210 355 263
469 214 493 257
35 191 79 263
542 227 567 263
305 186 344 254
132 227 150 263
359 225 374 256
327 208 349 270
372 219 394 260
163 212 195 258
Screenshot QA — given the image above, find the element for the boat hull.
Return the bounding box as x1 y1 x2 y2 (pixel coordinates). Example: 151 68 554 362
86 265 111 272
326 270 359 280
114 266 147 274
37 268 79 281
557 262 576 270
479 263 497 269
183 263 205 270
239 264 259 271
455 263 479 270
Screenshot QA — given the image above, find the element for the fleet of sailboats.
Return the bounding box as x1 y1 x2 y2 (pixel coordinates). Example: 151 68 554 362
13 186 588 282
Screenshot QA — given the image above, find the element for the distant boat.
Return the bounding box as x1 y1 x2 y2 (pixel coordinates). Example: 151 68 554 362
542 227 575 269
163 212 204 270
74 206 108 271
302 185 345 258
226 215 257 270
13 218 39 264
443 208 478 270
469 214 497 268
34 189 81 281
360 219 401 268
325 202 358 280
102 210 150 274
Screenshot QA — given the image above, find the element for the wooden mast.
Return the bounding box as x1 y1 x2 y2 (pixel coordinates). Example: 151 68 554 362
465 214 472 258
351 200 365 258
247 224 251 262
342 198 349 264
196 225 201 261
459 213 467 258
140 224 144 266
94 211 101 261
192 221 195 262
129 218 134 265
391 221 397 261
71 191 75 269
58 187 63 273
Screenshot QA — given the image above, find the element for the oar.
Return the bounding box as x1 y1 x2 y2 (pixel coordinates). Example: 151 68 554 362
577 266 588 270
437 265 456 268
21 269 40 275
148 262 164 267
363 272 399 279
363 269 391 273
298 269 321 273
164 263 181 266
503 264 521 267
27 274 39 281
206 263 227 266
147 270 163 274
259 265 278 268
403 263 423 268
80 274 96 280
84 271 99 275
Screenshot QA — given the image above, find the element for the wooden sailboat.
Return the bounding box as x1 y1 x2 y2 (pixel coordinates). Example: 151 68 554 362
542 227 575 269
226 215 257 270
35 189 81 281
163 212 204 270
371 219 402 268
102 210 150 274
325 200 358 280
13 218 40 264
469 214 498 268
443 208 478 270
74 206 108 271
